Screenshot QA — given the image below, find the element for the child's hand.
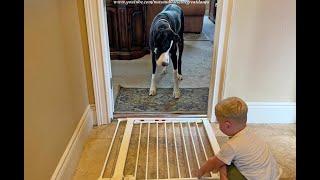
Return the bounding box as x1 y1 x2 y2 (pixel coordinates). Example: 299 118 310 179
219 165 228 180
191 169 201 179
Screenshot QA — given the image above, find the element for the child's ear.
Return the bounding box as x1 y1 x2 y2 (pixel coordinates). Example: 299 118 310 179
225 121 232 128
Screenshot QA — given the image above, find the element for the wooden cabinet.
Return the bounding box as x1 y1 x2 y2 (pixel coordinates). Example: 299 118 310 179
209 0 217 23
106 2 149 60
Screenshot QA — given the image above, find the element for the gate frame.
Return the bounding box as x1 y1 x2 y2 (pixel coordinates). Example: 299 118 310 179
98 118 221 180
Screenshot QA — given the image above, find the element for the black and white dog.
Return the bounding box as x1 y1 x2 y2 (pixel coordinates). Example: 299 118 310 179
149 4 184 99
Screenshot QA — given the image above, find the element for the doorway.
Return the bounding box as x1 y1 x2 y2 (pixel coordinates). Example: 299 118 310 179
109 2 217 117
84 0 233 124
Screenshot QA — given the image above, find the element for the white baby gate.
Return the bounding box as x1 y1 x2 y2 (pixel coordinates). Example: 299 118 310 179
98 118 221 180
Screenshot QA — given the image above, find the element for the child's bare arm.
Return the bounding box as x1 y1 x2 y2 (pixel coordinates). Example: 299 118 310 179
197 155 226 178
218 165 228 180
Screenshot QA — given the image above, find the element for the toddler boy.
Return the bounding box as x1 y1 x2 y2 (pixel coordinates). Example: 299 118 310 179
197 97 281 180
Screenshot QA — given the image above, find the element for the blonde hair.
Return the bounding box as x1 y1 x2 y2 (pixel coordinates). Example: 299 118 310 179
215 97 248 123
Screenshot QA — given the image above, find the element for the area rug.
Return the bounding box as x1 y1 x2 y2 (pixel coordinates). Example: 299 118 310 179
114 87 209 113
183 33 210 41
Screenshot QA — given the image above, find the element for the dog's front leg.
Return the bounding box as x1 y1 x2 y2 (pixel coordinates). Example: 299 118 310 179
149 52 157 96
149 74 157 96
171 47 180 98
177 41 183 81
173 69 180 98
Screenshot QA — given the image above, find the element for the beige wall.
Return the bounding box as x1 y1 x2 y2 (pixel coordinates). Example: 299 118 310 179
223 0 296 102
25 0 91 179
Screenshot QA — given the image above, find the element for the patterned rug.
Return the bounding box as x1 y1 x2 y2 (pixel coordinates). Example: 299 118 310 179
183 33 210 41
114 87 209 113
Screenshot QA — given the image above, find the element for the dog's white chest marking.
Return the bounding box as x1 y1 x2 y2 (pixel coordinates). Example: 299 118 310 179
156 40 173 66
176 43 179 57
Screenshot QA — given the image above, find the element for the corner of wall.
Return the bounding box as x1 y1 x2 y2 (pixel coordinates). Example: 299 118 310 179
50 105 94 180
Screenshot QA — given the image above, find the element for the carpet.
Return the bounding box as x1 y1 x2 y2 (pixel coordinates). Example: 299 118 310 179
111 40 213 90
114 87 209 114
184 32 210 41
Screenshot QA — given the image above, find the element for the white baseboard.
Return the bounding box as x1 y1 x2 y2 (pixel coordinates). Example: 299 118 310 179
90 104 97 125
50 105 96 180
246 102 296 123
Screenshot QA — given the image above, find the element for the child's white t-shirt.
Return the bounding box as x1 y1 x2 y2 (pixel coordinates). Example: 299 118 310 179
215 127 281 180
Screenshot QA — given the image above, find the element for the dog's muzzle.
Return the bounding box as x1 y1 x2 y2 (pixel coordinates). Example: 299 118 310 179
156 40 173 67
157 52 170 66
162 62 169 66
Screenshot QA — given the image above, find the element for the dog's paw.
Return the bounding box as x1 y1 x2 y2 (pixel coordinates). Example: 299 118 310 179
177 74 183 81
149 88 157 96
161 67 167 75
173 89 181 99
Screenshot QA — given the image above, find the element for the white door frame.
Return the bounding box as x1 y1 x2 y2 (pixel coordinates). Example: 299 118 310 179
84 0 114 125
208 0 233 122
84 0 234 124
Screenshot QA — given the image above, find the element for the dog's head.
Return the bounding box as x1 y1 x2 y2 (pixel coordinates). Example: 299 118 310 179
153 29 180 67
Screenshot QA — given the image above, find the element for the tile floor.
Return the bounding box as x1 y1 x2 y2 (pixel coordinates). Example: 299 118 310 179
72 122 296 180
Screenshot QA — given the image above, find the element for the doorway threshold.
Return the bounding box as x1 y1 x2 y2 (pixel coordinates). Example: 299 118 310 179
113 112 207 119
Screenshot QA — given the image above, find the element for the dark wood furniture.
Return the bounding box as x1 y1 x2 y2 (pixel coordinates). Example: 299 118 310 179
106 2 149 60
209 0 218 23
106 1 207 60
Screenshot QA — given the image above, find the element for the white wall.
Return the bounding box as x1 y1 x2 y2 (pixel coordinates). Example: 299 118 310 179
223 0 296 102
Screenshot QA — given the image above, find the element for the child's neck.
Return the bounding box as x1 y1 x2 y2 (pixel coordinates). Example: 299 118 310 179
230 124 247 137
